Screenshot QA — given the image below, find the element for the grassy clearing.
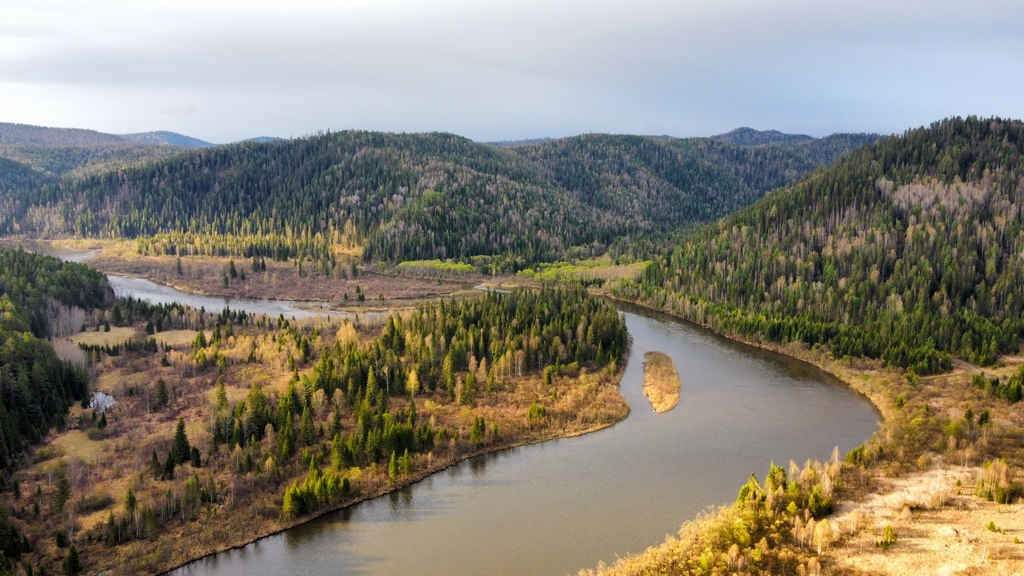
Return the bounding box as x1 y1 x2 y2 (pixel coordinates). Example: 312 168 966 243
396 259 477 277
86 249 463 304
517 255 650 284
50 431 108 465
642 351 680 413
828 466 1024 573
69 327 138 347
156 329 207 348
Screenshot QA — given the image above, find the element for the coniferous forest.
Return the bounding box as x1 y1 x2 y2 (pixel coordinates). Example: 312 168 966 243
0 250 110 471
5 117 1024 574
0 130 872 272
615 117 1024 374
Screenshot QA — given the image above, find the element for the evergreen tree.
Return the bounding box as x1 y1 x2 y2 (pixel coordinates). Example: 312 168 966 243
300 406 315 445
52 462 71 512
215 377 228 411
62 544 81 575
460 371 476 407
125 487 136 514
171 418 190 466
156 379 169 409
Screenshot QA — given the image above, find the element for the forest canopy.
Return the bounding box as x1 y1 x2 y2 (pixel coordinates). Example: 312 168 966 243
0 249 111 477
615 117 1024 374
0 130 873 272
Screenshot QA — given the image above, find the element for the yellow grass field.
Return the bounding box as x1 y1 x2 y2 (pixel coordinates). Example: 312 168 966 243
69 327 138 347
156 329 208 348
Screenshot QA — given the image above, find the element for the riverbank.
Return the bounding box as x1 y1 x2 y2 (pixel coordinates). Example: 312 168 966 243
161 414 628 575
583 295 1024 574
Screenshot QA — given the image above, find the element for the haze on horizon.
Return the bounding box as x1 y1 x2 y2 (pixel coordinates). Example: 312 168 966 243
1 0 1021 144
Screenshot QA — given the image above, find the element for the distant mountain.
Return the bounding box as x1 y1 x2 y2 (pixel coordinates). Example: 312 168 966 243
0 122 211 186
485 138 555 147
712 127 882 165
0 122 212 148
0 122 124 147
241 136 286 144
619 116 1024 372
779 132 884 165
120 131 213 148
712 127 814 146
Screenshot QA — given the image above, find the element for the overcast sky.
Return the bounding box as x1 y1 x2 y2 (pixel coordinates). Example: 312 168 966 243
1 0 1021 143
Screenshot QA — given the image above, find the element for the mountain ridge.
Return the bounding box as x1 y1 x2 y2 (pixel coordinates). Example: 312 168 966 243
0 122 212 148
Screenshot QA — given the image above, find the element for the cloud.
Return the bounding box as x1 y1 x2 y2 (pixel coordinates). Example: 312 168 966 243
0 0 1021 142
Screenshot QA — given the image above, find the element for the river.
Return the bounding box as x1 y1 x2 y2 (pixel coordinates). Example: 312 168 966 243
13 242 880 575
169 302 876 576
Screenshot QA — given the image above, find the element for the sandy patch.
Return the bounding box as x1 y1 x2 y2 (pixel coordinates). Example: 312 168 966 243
642 351 681 413
829 467 1024 575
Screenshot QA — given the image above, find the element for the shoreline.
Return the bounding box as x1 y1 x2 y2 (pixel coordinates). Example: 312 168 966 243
152 289 889 576
142 286 887 575
159 406 629 575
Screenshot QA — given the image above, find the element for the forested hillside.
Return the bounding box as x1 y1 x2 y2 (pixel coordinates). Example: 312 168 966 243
0 129 874 271
511 134 815 234
0 143 187 184
616 117 1024 374
0 249 111 475
0 123 209 189
0 123 210 149
713 127 881 166
0 158 47 195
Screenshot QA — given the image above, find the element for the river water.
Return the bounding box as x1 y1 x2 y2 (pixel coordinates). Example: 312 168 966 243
12 242 880 575
170 302 877 576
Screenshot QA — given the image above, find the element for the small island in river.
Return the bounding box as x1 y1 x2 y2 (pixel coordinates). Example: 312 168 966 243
642 351 681 413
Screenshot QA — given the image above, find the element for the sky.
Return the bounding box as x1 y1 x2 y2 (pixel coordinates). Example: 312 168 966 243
1 0 1022 143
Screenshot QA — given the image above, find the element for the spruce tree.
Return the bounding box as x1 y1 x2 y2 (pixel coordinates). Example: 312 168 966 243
62 544 80 575
172 418 190 466
300 406 315 445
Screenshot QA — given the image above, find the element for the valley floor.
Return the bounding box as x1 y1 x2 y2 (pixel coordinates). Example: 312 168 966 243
14 245 1024 575
53 239 487 307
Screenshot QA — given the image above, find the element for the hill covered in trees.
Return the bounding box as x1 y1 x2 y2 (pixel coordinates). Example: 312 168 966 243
713 127 881 166
615 116 1024 374
0 129 876 271
0 158 48 195
0 122 214 190
0 123 211 148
